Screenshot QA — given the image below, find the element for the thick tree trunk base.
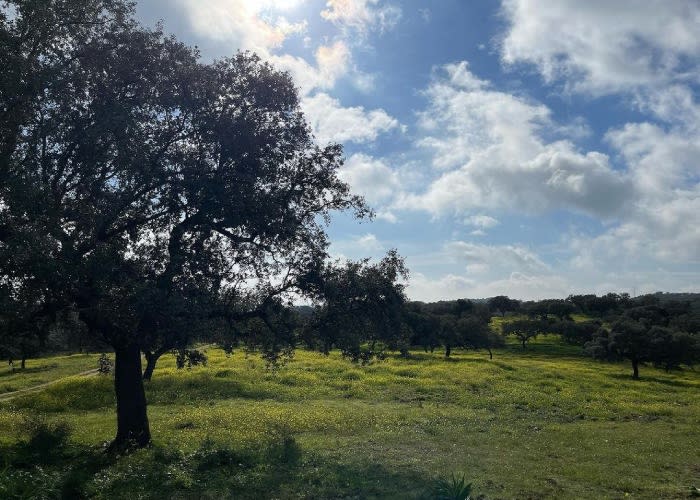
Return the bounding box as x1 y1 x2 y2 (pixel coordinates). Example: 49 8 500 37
110 343 151 451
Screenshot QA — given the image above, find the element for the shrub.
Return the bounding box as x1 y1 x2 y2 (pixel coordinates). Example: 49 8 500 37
25 417 71 455
432 473 473 500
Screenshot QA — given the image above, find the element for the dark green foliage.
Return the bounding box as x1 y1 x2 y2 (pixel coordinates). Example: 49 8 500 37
567 293 630 317
25 418 71 457
648 327 700 371
488 295 520 316
585 318 700 379
173 349 208 370
502 319 550 348
554 320 601 346
308 250 409 363
432 473 473 500
2 0 407 448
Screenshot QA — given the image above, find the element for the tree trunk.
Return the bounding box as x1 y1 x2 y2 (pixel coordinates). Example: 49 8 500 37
142 351 159 381
487 348 493 360
445 345 451 358
632 359 639 380
20 356 26 370
521 338 527 349
111 343 151 450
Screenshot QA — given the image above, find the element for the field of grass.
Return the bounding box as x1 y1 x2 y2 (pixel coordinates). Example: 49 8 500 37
0 353 100 395
0 342 698 499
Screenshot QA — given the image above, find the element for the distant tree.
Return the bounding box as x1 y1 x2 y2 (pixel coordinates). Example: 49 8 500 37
647 327 700 372
405 306 441 353
455 316 504 359
554 320 601 346
522 301 549 321
308 251 409 363
586 319 700 378
502 319 549 349
585 319 650 379
623 305 669 328
454 298 474 317
488 296 519 317
547 300 578 320
437 315 460 358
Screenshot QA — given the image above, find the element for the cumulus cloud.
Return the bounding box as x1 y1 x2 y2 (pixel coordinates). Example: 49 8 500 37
175 0 308 55
398 62 632 218
464 215 499 229
321 0 402 34
269 41 351 95
338 154 401 205
302 93 400 144
445 241 550 274
500 0 700 95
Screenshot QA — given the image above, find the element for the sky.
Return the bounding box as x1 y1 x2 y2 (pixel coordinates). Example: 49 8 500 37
134 0 700 301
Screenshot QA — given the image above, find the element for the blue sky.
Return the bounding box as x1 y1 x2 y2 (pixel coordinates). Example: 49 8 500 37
134 0 700 301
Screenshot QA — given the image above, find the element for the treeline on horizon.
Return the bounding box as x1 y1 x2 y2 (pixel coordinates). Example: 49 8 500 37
4 291 700 380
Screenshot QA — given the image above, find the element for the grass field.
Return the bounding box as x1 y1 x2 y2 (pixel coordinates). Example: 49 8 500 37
0 339 698 499
0 353 100 395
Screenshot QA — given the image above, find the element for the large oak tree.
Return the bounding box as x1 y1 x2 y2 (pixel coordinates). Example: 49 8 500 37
0 0 395 449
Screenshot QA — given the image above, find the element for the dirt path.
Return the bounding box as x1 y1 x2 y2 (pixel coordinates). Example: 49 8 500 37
0 369 99 401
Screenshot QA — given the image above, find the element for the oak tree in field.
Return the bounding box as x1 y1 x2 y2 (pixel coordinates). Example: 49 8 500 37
586 319 700 379
306 251 409 363
488 295 520 317
502 319 549 349
1 0 404 450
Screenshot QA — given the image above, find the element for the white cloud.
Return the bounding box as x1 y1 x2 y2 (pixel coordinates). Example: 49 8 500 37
338 154 401 205
399 62 632 218
302 93 400 144
445 241 550 274
321 0 402 34
175 0 308 55
270 41 351 95
356 233 383 251
500 0 700 95
464 215 499 229
407 270 571 302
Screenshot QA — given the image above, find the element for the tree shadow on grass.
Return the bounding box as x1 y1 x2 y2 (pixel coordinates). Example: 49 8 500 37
608 372 699 388
0 431 117 499
0 364 59 378
0 437 439 500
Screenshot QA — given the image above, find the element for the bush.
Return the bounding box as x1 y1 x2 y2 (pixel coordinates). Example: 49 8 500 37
25 417 71 455
432 473 473 500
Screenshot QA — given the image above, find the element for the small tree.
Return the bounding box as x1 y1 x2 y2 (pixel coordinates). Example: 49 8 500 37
455 316 503 359
554 320 601 346
308 251 409 363
502 319 548 349
648 327 700 372
585 319 649 379
488 295 519 317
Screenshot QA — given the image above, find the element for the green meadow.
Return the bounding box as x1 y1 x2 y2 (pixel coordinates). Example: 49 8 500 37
0 339 698 499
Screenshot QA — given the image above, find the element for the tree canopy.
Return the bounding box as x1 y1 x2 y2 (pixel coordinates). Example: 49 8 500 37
0 0 404 449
